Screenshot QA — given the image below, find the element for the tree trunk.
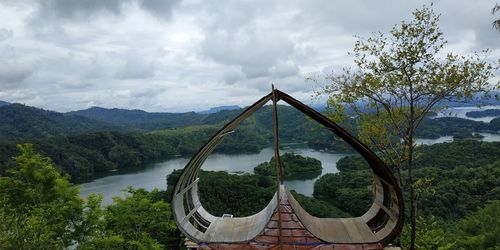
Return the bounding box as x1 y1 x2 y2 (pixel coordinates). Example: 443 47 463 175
408 94 417 250
408 137 416 250
397 166 404 189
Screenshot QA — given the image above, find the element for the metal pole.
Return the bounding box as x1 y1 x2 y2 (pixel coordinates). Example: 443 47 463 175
271 85 283 249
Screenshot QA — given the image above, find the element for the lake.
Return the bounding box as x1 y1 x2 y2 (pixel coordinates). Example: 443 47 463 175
80 132 500 205
79 147 349 205
434 105 500 122
80 105 500 205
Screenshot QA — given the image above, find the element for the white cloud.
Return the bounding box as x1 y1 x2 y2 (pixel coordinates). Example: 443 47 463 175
0 0 498 112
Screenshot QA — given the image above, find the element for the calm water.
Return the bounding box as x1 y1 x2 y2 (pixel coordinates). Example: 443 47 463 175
80 106 500 205
434 105 500 123
80 132 500 205
79 147 350 204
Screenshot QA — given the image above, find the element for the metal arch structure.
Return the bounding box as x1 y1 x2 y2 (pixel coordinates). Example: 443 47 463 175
172 88 404 248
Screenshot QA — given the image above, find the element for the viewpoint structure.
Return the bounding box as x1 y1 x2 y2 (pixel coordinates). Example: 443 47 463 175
172 88 404 249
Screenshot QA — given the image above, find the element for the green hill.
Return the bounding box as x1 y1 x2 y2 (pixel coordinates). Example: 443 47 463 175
0 103 122 139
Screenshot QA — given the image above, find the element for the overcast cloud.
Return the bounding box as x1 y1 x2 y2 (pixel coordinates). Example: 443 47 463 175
0 0 498 112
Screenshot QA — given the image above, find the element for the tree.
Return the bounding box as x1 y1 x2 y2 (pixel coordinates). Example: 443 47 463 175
88 188 180 249
316 6 498 249
0 144 100 248
493 3 500 31
451 200 500 249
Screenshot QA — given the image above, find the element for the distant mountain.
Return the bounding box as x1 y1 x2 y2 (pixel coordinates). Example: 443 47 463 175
0 100 10 107
310 103 326 112
67 104 314 132
0 103 122 139
197 105 241 114
437 92 500 107
68 107 209 130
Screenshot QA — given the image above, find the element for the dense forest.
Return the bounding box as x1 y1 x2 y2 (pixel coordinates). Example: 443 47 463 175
253 152 323 179
165 140 500 249
0 145 180 249
1 101 499 184
1 100 499 249
466 108 500 118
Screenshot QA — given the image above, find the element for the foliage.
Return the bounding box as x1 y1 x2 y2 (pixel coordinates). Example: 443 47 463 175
314 141 500 221
289 190 351 218
1 100 497 184
415 140 500 169
336 155 369 172
317 6 496 179
166 169 348 219
313 170 373 216
0 103 121 139
490 116 500 128
415 162 500 220
465 108 500 118
0 144 99 248
83 188 180 249
254 152 323 179
197 171 276 217
315 6 497 248
450 200 500 249
400 216 450 250
0 145 181 249
417 117 498 139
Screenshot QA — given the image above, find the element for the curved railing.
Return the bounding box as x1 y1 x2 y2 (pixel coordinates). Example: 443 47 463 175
172 89 404 246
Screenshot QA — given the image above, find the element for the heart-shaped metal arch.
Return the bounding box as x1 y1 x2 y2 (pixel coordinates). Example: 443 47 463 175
172 88 404 247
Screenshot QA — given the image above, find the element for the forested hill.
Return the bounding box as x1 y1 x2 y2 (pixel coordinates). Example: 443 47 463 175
0 100 10 107
68 107 210 130
0 103 123 139
2 101 500 143
66 105 317 131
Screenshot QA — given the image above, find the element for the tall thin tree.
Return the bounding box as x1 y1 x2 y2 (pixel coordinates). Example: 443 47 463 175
316 6 498 250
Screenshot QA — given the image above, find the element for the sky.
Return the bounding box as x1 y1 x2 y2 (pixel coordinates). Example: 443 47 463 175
0 0 499 112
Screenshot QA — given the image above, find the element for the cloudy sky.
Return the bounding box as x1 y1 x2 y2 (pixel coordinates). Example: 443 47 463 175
0 0 499 112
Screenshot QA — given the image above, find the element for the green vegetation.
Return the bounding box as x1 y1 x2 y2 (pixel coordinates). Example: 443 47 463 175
316 5 496 249
0 144 180 249
0 123 272 183
165 154 347 218
289 190 350 218
0 103 122 139
1 100 498 185
166 169 349 218
82 188 179 249
415 162 500 221
449 200 500 249
466 108 500 118
400 200 500 249
314 170 372 216
254 153 322 179
315 141 500 217
336 155 369 172
198 171 276 217
0 144 95 248
313 141 500 249
417 117 499 139
415 140 500 170
1 88 499 249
